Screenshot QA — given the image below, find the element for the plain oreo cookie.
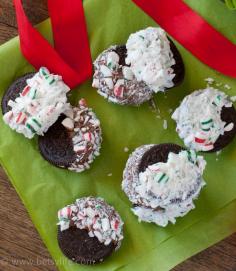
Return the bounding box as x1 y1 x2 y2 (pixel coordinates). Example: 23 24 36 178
139 143 184 173
38 115 76 168
38 102 102 172
1 73 36 114
57 226 116 265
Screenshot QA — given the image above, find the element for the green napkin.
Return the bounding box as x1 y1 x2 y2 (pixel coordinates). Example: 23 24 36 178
0 0 236 270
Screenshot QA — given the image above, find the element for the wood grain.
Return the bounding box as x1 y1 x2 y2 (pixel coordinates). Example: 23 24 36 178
0 0 236 270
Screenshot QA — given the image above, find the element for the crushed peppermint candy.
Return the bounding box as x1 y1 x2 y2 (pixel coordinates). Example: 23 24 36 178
3 67 70 138
57 197 124 246
61 99 102 173
126 27 176 93
122 146 206 227
172 88 234 151
93 45 153 106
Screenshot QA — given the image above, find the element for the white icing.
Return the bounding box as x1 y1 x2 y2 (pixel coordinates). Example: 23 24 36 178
57 197 124 246
126 27 176 92
3 67 70 139
172 88 233 151
132 150 206 226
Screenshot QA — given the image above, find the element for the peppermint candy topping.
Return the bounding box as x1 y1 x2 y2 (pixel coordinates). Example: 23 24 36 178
172 88 234 151
57 197 124 246
3 67 70 138
126 27 176 92
62 99 102 173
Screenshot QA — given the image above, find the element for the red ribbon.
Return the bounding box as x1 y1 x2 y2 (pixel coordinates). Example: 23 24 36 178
13 0 92 89
132 0 236 78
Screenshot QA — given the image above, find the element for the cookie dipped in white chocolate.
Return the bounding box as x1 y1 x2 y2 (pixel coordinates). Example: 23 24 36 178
172 88 234 151
122 144 206 227
3 67 70 138
126 27 176 92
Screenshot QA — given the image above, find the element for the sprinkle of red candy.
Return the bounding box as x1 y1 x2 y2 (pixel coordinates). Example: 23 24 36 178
114 220 119 230
21 85 30 96
194 137 206 144
114 85 124 98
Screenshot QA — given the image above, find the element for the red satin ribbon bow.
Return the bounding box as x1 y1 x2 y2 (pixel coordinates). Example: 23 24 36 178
13 0 92 89
132 0 236 78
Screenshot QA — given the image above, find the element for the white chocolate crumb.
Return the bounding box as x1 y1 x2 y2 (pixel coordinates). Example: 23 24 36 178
205 77 214 84
230 96 236 102
224 84 231 90
107 173 113 177
124 147 129 153
163 119 168 130
61 117 74 130
216 150 222 156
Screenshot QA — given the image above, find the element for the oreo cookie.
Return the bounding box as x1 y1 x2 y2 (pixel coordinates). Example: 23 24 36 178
172 88 236 152
1 67 70 139
57 197 124 264
139 143 184 172
1 73 35 114
93 45 153 106
38 99 102 172
38 115 76 168
58 227 115 265
122 143 206 227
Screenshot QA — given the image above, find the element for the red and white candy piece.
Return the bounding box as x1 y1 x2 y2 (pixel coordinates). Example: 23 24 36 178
16 112 27 124
79 98 87 107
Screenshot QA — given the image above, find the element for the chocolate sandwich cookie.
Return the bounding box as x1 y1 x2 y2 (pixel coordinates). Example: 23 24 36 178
57 197 124 264
122 143 206 227
172 88 236 152
125 27 185 93
1 73 35 114
93 45 153 106
2 67 70 139
38 99 102 172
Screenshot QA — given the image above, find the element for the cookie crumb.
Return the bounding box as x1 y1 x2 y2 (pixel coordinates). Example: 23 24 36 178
107 173 112 177
163 119 168 130
216 150 222 156
124 147 129 152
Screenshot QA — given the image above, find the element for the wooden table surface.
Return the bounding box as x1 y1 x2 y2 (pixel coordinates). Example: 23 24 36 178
0 1 236 270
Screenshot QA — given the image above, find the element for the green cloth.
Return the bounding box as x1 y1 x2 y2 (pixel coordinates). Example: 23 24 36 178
0 0 236 270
